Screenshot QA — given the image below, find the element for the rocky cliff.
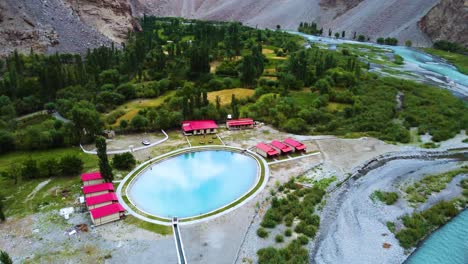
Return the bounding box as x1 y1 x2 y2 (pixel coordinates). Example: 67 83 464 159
66 0 141 44
419 0 468 47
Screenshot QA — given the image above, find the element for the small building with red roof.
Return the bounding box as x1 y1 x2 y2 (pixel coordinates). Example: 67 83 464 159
226 118 254 130
86 192 119 210
83 182 114 198
283 138 307 152
182 120 218 135
90 203 125 226
270 140 294 154
81 172 104 186
255 143 279 158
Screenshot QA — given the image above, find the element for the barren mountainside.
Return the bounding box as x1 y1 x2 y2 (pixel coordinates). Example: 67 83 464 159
419 0 468 47
1 0 467 56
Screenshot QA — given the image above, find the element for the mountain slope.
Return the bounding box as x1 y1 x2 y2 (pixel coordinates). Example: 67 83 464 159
130 0 441 46
419 0 468 47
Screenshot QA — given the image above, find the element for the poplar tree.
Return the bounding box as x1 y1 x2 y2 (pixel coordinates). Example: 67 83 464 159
96 136 113 183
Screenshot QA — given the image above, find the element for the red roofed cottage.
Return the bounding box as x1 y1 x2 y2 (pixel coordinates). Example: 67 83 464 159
283 138 307 152
270 140 294 154
182 120 218 135
83 182 114 198
90 203 125 226
226 118 254 130
86 192 119 210
256 143 279 158
81 172 104 186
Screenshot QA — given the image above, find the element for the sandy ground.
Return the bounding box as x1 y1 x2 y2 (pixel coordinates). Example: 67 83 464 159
2 125 466 263
311 158 467 264
82 132 167 153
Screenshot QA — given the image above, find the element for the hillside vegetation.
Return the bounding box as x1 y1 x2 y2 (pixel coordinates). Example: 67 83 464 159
0 17 466 157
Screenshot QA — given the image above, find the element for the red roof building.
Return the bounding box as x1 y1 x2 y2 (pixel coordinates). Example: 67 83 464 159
284 138 307 151
81 172 104 186
86 192 119 209
270 140 294 154
90 203 125 226
256 143 279 158
226 118 254 130
182 120 218 135
83 183 114 198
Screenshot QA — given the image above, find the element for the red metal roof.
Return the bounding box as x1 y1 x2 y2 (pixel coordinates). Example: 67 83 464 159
284 138 306 150
227 118 254 127
256 143 279 156
90 203 125 219
182 120 218 132
83 183 114 194
81 172 102 182
270 140 293 153
86 193 118 206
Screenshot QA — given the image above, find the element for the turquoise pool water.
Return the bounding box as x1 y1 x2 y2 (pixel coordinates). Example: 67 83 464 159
128 150 258 218
405 209 468 264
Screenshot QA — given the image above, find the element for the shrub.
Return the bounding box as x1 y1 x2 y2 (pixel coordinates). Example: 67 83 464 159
257 228 269 238
275 234 284 243
284 229 292 237
112 152 136 170
60 155 84 176
371 190 399 205
386 221 396 233
298 235 309 245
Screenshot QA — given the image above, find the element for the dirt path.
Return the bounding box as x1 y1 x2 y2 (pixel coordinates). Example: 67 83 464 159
24 179 51 202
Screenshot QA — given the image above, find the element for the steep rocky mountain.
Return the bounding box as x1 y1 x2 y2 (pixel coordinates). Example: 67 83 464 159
1 0 466 56
419 0 468 47
0 0 138 57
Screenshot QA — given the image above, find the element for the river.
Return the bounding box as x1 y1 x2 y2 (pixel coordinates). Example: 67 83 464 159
404 209 468 264
291 32 468 99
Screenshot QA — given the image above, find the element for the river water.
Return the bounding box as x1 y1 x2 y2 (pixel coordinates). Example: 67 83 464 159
404 209 468 264
292 32 468 99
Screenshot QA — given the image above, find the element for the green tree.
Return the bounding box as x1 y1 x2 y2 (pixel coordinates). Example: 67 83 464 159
240 55 257 85
112 152 136 170
0 250 13 264
96 136 113 182
119 120 128 130
0 195 5 222
405 40 412 47
341 31 346 38
21 158 39 179
70 101 102 139
334 32 340 39
39 159 60 178
60 155 84 176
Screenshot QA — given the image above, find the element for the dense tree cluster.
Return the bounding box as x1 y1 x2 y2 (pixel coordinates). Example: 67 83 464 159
376 37 399 46
297 22 323 35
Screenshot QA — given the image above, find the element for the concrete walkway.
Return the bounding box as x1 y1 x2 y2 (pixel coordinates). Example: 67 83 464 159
268 151 321 165
80 130 169 155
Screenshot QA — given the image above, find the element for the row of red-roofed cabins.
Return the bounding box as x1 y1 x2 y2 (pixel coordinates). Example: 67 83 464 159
81 172 125 226
255 138 306 158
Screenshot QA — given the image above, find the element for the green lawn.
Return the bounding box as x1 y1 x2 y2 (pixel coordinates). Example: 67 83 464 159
125 216 173 235
423 48 468 75
0 147 98 217
187 134 223 146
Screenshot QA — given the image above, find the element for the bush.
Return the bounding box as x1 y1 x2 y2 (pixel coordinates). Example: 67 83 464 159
60 155 84 176
386 221 395 233
257 228 269 238
298 235 309 245
284 229 292 237
371 190 399 205
275 234 284 243
112 152 136 170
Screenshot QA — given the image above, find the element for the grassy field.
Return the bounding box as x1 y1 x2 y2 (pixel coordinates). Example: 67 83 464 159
423 48 468 75
207 88 254 106
105 90 176 127
187 134 223 147
125 216 172 235
0 147 98 217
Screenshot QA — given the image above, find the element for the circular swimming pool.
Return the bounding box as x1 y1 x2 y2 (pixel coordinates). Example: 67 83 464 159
127 150 259 219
